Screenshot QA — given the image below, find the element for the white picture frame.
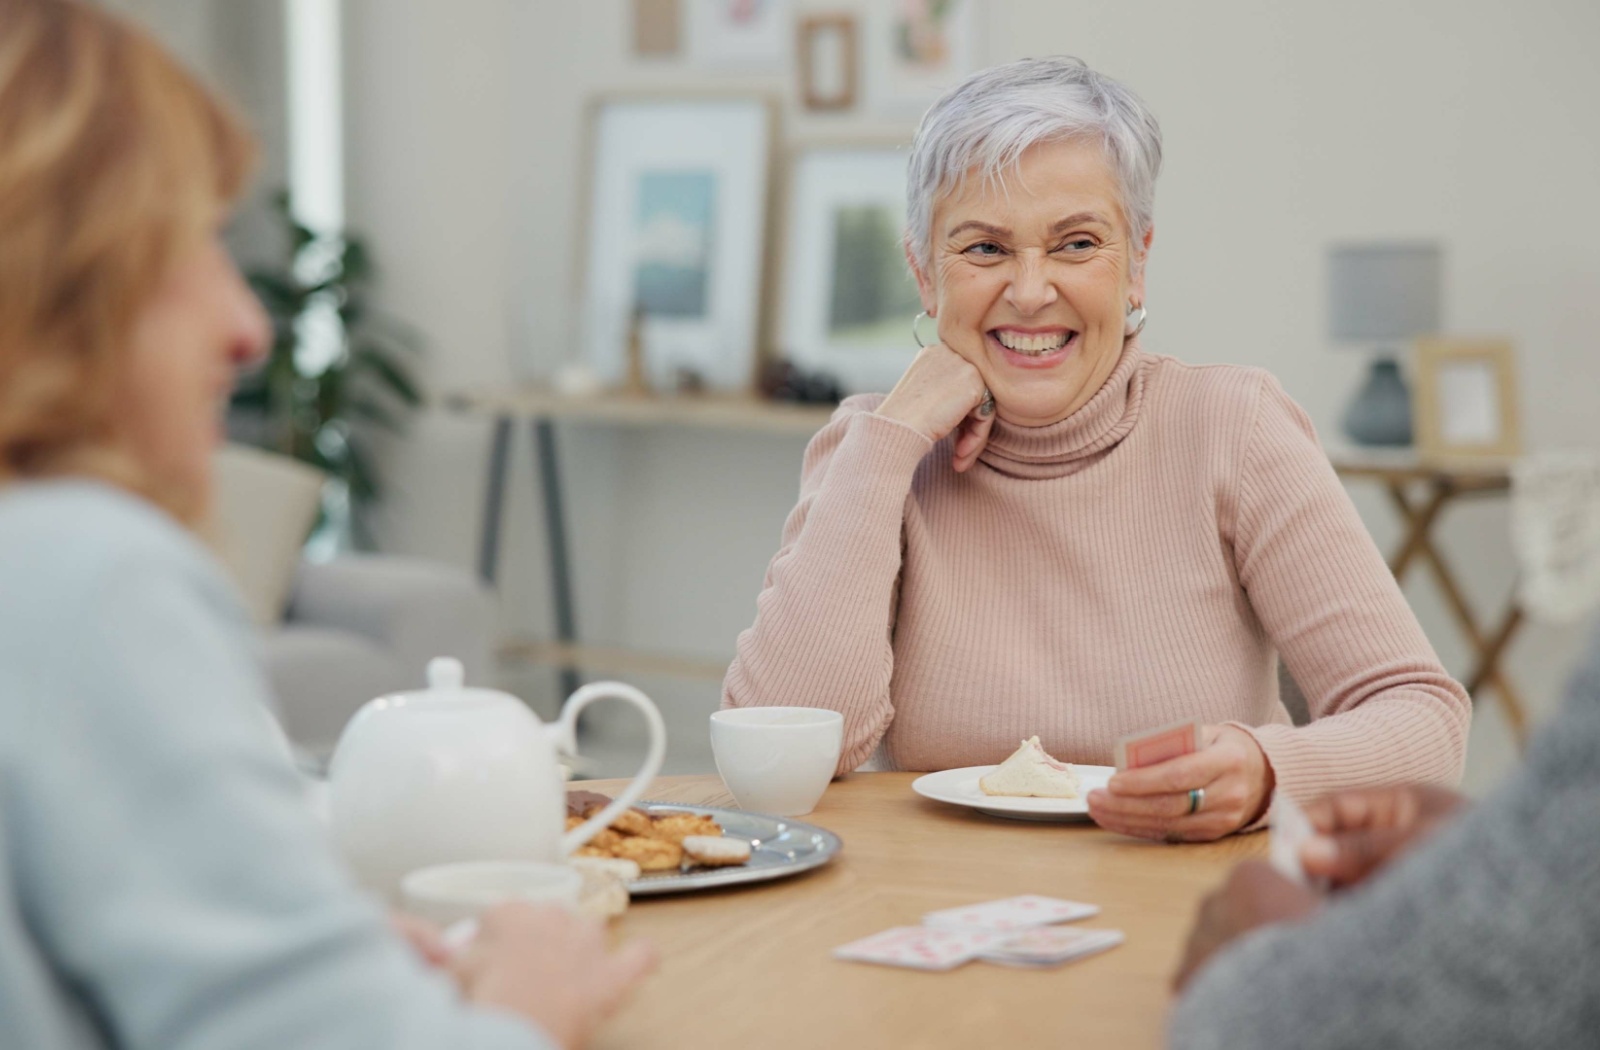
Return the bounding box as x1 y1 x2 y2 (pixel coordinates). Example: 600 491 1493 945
581 97 774 391
686 0 791 70
778 145 921 394
866 0 982 115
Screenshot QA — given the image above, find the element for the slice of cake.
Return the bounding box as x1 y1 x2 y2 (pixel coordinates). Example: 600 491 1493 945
978 736 1080 798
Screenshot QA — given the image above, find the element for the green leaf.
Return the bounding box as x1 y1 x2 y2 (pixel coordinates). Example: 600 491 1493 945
246 272 305 315
229 185 428 533
345 440 381 503
349 395 404 434
341 238 374 282
350 347 422 406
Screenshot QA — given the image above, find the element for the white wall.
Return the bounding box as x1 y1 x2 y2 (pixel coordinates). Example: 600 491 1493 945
124 0 1600 787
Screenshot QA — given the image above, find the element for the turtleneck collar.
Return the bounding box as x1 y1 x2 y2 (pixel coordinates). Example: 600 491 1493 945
977 339 1148 480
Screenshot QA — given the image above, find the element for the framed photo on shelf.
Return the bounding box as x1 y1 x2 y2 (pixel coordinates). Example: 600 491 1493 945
798 14 858 111
1412 337 1522 459
579 95 775 391
778 144 920 394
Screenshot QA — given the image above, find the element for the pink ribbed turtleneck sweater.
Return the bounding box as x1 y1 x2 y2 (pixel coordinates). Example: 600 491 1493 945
722 342 1470 805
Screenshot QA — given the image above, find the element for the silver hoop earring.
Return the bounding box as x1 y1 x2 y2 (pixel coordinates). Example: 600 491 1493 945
912 310 935 348
1124 303 1147 338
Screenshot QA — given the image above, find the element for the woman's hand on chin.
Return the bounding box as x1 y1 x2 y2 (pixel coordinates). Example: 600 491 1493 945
875 342 995 473
1086 724 1275 842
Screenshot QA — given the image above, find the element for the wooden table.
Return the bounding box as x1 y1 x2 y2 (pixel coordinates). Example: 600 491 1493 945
1328 448 1528 744
582 773 1264 1049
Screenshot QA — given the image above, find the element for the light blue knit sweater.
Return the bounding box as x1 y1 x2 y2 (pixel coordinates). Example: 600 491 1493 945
0 481 551 1050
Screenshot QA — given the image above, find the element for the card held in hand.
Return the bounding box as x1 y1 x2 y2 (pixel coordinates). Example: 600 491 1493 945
1268 791 1328 891
1114 718 1203 771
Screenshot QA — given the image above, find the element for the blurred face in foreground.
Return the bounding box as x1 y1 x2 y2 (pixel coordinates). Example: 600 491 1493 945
121 218 270 514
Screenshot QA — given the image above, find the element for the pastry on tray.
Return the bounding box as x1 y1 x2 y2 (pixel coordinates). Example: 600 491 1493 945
979 735 1081 798
682 835 752 867
565 792 752 873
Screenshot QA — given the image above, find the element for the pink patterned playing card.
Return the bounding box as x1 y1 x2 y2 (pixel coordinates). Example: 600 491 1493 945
922 895 1100 932
832 926 1011 971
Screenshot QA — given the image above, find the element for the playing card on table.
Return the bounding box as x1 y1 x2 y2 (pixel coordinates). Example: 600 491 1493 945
832 926 1011 971
979 926 1126 969
1114 718 1203 771
923 895 1100 932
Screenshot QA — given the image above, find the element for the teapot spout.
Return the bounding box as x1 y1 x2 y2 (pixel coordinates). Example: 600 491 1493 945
544 721 577 758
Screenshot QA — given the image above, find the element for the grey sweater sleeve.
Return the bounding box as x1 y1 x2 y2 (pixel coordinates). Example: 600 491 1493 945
0 485 553 1050
1169 625 1600 1050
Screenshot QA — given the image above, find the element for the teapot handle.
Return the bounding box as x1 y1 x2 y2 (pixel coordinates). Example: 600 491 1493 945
554 681 667 856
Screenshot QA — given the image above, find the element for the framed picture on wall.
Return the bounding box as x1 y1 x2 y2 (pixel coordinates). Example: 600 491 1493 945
686 0 791 70
580 96 775 391
631 0 683 57
1412 338 1522 459
778 144 921 394
798 14 858 111
867 0 982 114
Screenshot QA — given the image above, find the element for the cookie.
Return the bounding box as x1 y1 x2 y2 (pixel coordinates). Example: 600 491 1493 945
609 808 655 839
611 835 683 872
682 835 752 867
646 813 722 845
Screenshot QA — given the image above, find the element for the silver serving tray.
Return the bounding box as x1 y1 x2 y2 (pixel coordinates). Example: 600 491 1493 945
625 802 842 896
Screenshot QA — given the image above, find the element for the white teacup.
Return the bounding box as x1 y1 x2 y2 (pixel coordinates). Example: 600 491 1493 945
401 860 582 927
709 707 843 817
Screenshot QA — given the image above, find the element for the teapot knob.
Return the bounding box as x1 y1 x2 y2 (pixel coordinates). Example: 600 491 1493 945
426 656 465 690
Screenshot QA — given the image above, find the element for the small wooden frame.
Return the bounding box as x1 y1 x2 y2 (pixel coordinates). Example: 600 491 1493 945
631 0 681 57
1412 337 1521 460
798 14 858 111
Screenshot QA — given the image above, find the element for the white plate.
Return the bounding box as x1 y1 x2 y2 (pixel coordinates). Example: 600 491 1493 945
911 765 1114 822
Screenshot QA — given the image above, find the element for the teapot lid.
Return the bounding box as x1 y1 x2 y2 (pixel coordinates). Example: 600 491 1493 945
426 657 466 691
381 656 518 710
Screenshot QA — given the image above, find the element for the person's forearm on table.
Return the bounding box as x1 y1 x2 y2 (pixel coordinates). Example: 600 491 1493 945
1234 685 1467 810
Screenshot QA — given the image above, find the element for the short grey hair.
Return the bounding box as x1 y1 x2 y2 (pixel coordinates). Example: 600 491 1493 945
905 56 1163 269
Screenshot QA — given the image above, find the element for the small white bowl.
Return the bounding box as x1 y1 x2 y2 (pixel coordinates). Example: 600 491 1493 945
710 707 843 816
401 860 582 927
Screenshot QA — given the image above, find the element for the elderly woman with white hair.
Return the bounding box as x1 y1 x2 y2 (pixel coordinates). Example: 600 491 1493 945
723 56 1470 842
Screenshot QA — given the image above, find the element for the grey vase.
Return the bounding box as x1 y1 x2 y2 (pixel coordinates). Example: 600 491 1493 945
1343 356 1413 447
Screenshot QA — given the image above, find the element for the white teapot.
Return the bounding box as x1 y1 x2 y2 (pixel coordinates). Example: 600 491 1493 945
327 657 666 899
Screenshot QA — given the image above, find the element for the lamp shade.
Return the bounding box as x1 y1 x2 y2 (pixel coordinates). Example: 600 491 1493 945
1327 242 1441 342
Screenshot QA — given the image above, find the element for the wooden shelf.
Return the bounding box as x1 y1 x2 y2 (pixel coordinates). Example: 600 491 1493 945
1325 444 1514 489
443 386 837 437
500 639 730 683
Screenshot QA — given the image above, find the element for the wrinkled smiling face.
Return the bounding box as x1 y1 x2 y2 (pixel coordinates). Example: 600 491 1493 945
913 137 1150 427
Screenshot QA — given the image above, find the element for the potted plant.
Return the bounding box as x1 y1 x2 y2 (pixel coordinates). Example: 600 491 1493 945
230 190 422 549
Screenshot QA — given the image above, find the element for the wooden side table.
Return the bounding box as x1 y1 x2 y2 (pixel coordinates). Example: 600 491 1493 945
1329 448 1529 744
441 386 836 693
